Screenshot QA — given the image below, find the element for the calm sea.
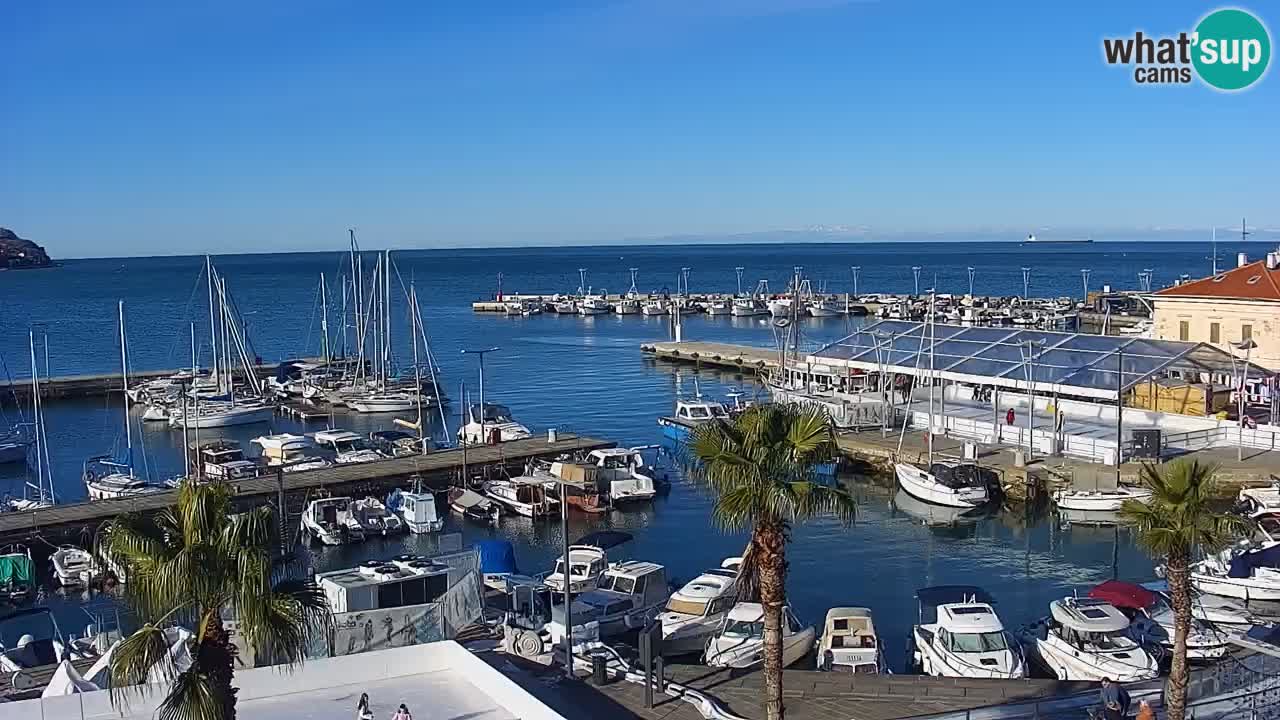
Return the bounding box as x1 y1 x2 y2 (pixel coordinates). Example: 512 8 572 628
0 240 1263 665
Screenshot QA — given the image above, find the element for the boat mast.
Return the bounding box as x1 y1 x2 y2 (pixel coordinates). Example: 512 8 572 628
186 322 195 477
320 273 331 366
411 283 424 452
119 300 134 477
927 291 935 466
385 250 392 384
206 256 218 387
28 330 46 503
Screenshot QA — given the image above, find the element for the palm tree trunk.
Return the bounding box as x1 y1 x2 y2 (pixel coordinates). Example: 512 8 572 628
1165 549 1190 720
198 617 240 720
756 521 787 720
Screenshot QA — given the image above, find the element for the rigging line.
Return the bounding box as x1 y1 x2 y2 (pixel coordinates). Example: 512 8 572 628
302 275 322 360
163 262 212 370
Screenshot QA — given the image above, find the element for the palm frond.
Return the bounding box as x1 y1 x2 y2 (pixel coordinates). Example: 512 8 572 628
156 666 227 720
108 624 182 707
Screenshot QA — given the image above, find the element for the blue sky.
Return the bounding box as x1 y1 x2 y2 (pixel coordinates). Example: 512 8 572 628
2 0 1277 257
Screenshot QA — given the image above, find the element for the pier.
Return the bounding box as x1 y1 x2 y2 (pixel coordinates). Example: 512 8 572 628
0 360 319 403
0 434 612 544
641 341 781 374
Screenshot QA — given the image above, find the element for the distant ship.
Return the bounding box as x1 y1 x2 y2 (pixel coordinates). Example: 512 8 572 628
1021 234 1094 245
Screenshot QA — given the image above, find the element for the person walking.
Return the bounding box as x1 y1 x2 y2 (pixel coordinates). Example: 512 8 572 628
1099 678 1130 720
1005 407 1016 426
356 693 374 720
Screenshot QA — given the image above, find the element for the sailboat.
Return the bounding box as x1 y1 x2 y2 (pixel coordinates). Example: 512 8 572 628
6 332 55 511
84 302 162 501
347 251 431 413
894 292 991 508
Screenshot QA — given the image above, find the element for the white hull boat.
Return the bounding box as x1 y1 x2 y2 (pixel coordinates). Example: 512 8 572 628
351 497 405 535
660 558 741 656
705 602 815 669
1188 544 1280 601
301 497 364 545
807 299 842 317
895 463 989 508
141 405 170 422
768 298 793 317
483 479 556 518
641 300 669 316
817 607 887 674
913 586 1024 679
170 403 273 429
50 547 100 587
1053 485 1153 511
704 299 732 316
614 299 641 315
386 489 443 534
85 473 162 501
1019 597 1160 682
730 298 768 317
347 392 419 413
578 297 611 315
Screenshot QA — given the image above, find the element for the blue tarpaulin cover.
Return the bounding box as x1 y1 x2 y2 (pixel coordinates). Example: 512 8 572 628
476 540 518 575
1228 544 1280 578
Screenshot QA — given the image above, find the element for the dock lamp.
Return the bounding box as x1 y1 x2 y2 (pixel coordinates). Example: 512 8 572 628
1231 339 1257 461
460 347 500 445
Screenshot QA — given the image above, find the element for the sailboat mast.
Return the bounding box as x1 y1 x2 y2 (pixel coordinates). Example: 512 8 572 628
927 291 935 465
207 257 218 383
411 284 424 451
320 273 331 365
385 249 392 383
119 300 134 477
29 330 45 502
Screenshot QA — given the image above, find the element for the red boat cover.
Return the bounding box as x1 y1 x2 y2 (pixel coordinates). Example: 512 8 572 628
1087 580 1156 610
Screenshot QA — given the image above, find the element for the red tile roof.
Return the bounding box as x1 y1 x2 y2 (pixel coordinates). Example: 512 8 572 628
1155 259 1280 301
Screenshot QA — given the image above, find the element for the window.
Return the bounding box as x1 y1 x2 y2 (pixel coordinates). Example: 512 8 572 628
945 631 1010 653
1243 324 1253 342
1210 322 1221 344
1179 321 1190 341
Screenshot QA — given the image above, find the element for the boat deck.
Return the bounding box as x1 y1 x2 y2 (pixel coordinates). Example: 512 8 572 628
0 434 612 543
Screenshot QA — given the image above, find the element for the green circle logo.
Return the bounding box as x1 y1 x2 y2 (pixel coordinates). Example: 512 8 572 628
1193 8 1271 91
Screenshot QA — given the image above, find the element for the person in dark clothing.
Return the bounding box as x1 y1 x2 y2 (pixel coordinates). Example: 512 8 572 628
1005 407 1016 426
1100 678 1130 720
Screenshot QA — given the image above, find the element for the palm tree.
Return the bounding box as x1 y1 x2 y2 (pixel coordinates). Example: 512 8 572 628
1118 460 1244 720
688 402 856 720
98 480 331 720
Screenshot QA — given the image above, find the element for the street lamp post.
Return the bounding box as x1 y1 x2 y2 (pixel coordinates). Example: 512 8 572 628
1234 339 1257 461
1021 267 1032 299
461 347 500 445
1081 269 1091 301
912 266 922 297
967 266 975 297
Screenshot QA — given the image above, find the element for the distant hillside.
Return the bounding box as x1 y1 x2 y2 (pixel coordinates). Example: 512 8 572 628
0 227 53 269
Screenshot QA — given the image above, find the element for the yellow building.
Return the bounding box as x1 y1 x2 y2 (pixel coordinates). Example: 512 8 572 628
1152 253 1280 371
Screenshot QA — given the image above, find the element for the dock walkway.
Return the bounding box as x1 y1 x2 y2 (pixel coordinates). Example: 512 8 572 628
641 341 781 375
0 434 611 543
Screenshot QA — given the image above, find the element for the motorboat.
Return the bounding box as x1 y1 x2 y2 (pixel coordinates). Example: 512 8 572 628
448 487 501 526
912 586 1024 679
347 391 420 413
544 530 634 595
370 430 425 457
313 429 384 464
545 561 670 640
895 462 991 509
584 448 657 503
705 601 816 669
0 545 34 603
483 478 557 518
1238 483 1280 515
578 293 611 316
1187 542 1280 601
659 558 742 656
193 440 261 479
731 296 768 317
1053 484 1153 512
1018 597 1160 682
351 497 405 535
614 297 641 315
816 607 887 674
505 299 543 316
0 607 68 674
767 297 794 317
458 403 532 445
551 297 578 314
1139 579 1255 627
251 434 331 473
807 298 843 317
1088 580 1230 661
82 456 163 500
705 298 732 316
641 299 669 316
50 546 100 588
300 497 365 545
385 486 443 534
657 397 730 442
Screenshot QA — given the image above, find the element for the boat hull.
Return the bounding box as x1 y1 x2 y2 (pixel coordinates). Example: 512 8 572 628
895 463 987 508
1053 488 1153 512
1190 570 1280 601
171 406 273 428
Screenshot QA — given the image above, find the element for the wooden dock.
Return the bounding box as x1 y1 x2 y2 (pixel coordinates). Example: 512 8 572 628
0 359 320 402
640 341 781 375
0 434 612 544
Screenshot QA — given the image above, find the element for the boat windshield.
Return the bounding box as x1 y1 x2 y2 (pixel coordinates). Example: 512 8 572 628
666 598 708 616
333 438 370 453
946 631 1009 653
722 619 764 639
1087 631 1139 651
554 560 593 578
599 574 635 594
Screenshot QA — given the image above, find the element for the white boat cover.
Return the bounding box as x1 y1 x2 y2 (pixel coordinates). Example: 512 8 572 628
41 659 98 697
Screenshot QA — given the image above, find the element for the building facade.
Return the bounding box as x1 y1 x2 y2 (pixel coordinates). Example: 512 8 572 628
1152 255 1280 370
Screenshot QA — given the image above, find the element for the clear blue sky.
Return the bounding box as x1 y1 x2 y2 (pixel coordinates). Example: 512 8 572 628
2 0 1276 257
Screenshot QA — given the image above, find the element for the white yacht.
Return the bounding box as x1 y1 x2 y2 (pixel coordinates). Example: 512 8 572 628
659 558 742 656
1187 542 1280 601
704 298 732 316
1019 597 1160 682
807 298 843 317
82 456 162 501
578 294 611 316
584 448 657 503
385 487 443 534
483 478 557 518
300 497 364 545
545 561 670 639
458 403 532 445
912 586 1025 679
251 434 332 472
816 607 887 674
1238 483 1280 515
313 429 384 464
168 400 273 429
1053 484 1153 512
347 391 419 413
641 298 669 316
895 462 990 508
544 530 633 595
705 601 816 669
351 497 405 535
1089 580 1231 661
50 546 100 588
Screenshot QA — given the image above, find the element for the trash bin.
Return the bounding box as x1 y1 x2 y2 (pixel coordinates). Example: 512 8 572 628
592 654 608 685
